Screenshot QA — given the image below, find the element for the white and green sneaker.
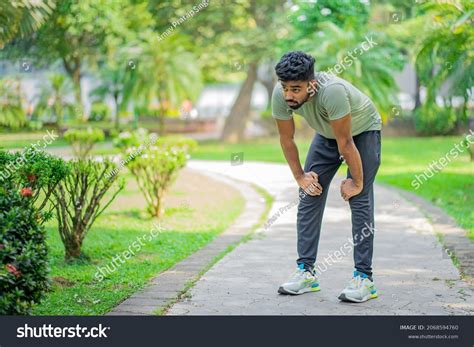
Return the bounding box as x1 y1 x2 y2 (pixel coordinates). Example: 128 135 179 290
338 270 378 303
278 263 320 295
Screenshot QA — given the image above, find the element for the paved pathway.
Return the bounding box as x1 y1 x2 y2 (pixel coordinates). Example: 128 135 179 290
167 160 473 315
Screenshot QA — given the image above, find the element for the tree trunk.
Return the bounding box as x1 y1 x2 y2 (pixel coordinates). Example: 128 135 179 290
62 57 84 119
258 61 277 110
220 61 259 143
261 78 275 111
414 73 421 109
114 93 120 130
65 237 82 261
150 197 163 218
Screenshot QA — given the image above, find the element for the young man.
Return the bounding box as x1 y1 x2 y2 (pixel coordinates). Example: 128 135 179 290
272 51 381 303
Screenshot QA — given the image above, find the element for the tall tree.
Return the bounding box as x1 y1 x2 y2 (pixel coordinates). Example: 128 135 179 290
218 0 284 142
298 22 405 119
4 0 143 112
148 0 284 142
415 0 473 115
132 33 202 135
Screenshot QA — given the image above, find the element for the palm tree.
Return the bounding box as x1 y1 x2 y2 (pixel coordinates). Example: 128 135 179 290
0 0 55 48
415 0 473 114
299 22 405 121
34 74 73 130
90 61 138 130
0 79 27 129
131 33 202 135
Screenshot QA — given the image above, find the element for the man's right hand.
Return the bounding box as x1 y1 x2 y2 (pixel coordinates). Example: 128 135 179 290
296 171 323 196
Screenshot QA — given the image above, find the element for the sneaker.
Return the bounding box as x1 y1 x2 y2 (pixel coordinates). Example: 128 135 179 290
278 263 320 295
338 270 378 303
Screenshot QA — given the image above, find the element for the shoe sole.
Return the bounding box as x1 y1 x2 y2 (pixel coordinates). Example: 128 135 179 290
338 292 378 303
278 285 320 295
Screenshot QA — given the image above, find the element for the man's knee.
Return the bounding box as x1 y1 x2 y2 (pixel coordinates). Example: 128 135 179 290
348 191 371 211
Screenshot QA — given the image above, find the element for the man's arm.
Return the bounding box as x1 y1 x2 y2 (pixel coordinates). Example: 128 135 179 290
330 114 363 201
276 118 322 196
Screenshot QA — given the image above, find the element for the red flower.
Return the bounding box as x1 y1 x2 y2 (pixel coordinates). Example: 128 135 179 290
0 244 4 250
27 174 37 183
6 264 21 278
20 187 33 197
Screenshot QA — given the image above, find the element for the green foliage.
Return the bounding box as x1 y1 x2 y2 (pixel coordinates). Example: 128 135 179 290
0 79 27 129
113 128 155 151
52 159 125 261
132 34 203 133
296 21 405 118
414 0 473 112
123 135 196 218
33 74 74 127
0 150 69 224
284 0 370 42
0 0 55 48
156 135 198 153
64 127 105 159
414 105 458 136
89 102 111 122
0 150 63 314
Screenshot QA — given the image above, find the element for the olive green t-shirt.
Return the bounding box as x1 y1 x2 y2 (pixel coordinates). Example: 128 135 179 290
271 72 382 139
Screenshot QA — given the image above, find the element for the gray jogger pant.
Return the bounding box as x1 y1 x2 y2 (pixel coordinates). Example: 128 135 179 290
296 130 381 277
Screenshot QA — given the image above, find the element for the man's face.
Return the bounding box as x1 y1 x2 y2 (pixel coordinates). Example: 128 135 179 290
281 80 316 110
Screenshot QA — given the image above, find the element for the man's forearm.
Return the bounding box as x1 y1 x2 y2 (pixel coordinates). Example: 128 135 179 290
340 141 363 187
280 138 304 180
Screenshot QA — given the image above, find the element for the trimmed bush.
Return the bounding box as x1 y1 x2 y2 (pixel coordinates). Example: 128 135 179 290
125 136 196 218
113 128 153 151
52 159 125 261
64 127 105 159
89 102 111 122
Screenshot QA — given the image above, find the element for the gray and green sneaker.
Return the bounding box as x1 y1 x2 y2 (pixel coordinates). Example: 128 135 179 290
278 263 320 295
338 270 378 303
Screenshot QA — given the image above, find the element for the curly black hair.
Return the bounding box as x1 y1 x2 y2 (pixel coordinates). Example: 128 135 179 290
274 51 315 81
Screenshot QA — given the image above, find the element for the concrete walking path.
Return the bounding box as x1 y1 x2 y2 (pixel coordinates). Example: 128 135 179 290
167 160 473 315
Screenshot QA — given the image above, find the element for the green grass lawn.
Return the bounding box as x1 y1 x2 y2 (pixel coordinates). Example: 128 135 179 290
30 169 245 315
192 136 474 241
0 131 69 150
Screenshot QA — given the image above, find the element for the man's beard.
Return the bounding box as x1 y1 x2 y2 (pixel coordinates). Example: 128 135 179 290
286 94 310 110
287 101 304 110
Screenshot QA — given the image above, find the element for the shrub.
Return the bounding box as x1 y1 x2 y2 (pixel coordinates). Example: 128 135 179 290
64 127 105 159
52 159 125 261
126 136 196 218
89 102 111 122
0 150 69 224
414 105 458 136
156 135 197 153
113 128 154 151
0 150 66 314
0 180 50 315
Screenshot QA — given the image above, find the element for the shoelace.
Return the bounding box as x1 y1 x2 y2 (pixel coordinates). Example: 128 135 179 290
290 268 306 282
348 275 363 289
